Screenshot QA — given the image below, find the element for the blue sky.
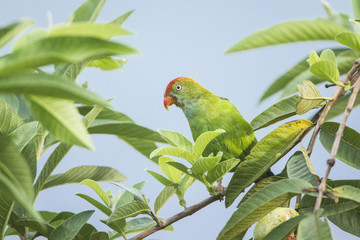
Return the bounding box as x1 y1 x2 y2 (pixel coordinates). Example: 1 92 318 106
2 0 359 239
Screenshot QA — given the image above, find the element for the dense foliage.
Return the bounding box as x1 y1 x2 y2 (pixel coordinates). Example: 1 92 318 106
0 0 359 239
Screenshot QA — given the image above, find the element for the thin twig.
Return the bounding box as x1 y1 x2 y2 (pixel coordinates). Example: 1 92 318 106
142 194 161 226
129 193 225 240
314 75 360 212
307 59 360 156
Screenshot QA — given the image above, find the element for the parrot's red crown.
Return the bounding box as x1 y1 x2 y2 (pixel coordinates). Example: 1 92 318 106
164 77 186 96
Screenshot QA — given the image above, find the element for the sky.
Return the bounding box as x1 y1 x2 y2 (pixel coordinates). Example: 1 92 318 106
1 0 360 239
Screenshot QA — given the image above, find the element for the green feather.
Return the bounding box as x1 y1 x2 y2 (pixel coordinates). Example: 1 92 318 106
168 77 256 160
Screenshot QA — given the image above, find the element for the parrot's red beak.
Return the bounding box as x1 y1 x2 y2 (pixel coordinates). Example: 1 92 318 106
164 95 175 110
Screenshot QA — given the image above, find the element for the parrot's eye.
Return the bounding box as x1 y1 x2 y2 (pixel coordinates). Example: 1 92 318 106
175 85 182 91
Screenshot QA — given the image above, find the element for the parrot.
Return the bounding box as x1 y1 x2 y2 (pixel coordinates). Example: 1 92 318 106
163 76 256 160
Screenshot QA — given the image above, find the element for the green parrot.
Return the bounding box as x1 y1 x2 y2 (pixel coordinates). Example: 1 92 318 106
163 76 256 160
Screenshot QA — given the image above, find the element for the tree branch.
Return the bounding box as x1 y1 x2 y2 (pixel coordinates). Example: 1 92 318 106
307 59 360 156
314 75 360 212
129 193 225 240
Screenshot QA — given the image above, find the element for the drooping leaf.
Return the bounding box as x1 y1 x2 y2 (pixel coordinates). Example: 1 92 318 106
87 57 128 71
0 195 14 240
154 184 178 216
296 80 328 115
89 232 109 240
158 129 193 152
76 193 112 216
89 120 165 143
8 121 38 151
286 151 318 186
145 170 173 186
0 73 109 106
251 95 298 131
107 201 150 223
217 179 312 240
263 215 306 240
328 208 360 237
0 98 23 134
158 157 182 183
226 120 313 207
192 152 222 175
80 179 109 206
206 158 240 185
320 122 360 169
120 136 160 163
43 166 126 189
0 36 138 75
0 18 34 48
297 210 333 240
48 210 94 240
331 185 360 203
192 129 225 159
78 106 133 122
26 96 93 149
226 19 349 53
14 217 54 237
336 32 360 51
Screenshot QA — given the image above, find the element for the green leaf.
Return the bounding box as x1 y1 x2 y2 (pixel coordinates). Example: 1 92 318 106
192 129 225 159
0 98 23 134
81 179 109 206
90 232 109 240
115 181 145 208
296 80 328 115
159 157 182 183
165 162 191 176
124 217 156 235
78 106 133 122
336 32 360 51
353 0 360 19
217 179 312 240
309 61 340 84
26 96 93 149
48 210 94 240
145 170 173 186
76 193 112 216
320 49 337 63
328 209 360 237
331 185 360 203
297 211 333 240
43 166 126 189
68 0 105 23
260 48 356 102
0 19 34 48
107 201 150 223
112 183 144 202
320 122 360 169
0 36 138 75
35 105 103 194
154 184 178 216
48 23 132 39
206 158 240 185
8 121 38 151
158 129 193 152
325 92 360 120
111 9 135 26
87 57 127 71
251 95 298 131
89 120 165 143
286 151 318 186
263 215 306 240
309 50 321 65
14 217 54 237
120 136 160 163
226 19 349 53
192 152 222 175
0 134 38 218
0 196 13 240
0 73 109 106
238 176 285 207
150 146 195 164
0 94 19 113
226 120 313 207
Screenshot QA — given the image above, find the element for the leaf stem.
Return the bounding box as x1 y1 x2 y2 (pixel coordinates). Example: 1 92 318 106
314 73 360 212
142 194 161 226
